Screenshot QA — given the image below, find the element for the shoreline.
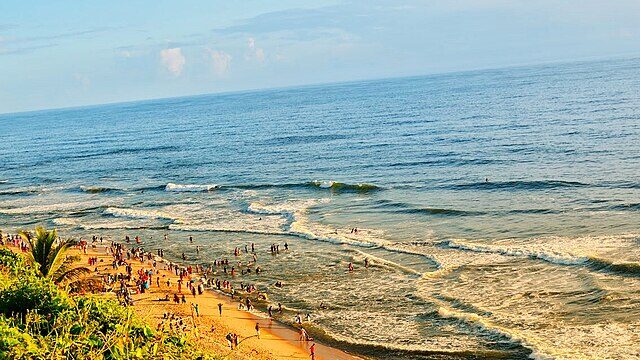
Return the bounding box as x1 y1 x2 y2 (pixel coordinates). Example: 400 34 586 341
74 242 364 360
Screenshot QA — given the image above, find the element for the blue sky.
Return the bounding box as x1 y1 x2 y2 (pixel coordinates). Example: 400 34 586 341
1 0 639 113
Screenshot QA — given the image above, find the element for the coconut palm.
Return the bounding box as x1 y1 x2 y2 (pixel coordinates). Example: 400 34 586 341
19 226 90 285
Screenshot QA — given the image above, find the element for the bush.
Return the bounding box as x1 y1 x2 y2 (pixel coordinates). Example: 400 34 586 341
0 317 43 359
0 273 71 321
0 248 29 275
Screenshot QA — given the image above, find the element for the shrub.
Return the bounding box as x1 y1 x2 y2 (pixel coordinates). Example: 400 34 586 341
0 316 44 359
0 273 71 321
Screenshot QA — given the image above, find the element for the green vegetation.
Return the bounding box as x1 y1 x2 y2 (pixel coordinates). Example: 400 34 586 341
19 226 90 286
0 248 216 360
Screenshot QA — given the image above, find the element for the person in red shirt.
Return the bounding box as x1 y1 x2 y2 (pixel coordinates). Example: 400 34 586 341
309 343 316 360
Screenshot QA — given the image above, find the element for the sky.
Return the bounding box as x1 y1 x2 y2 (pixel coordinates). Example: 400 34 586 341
1 0 639 114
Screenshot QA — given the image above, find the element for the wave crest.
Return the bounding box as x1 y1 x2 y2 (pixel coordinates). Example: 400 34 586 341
309 180 380 192
165 183 220 192
80 185 117 193
444 239 587 265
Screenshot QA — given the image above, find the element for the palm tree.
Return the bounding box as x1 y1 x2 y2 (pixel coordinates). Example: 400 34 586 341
19 226 90 285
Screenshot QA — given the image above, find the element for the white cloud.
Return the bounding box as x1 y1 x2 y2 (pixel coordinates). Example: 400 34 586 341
207 49 232 76
73 73 91 88
246 37 265 63
160 47 185 76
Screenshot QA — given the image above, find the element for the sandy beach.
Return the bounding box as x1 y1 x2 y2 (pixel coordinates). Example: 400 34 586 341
74 243 362 360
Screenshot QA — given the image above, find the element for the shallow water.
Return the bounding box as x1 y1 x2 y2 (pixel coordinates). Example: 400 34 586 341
1 57 640 359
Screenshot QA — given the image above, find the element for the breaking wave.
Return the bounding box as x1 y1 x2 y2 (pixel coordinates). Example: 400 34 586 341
307 180 381 192
444 239 640 276
232 181 381 193
443 239 587 266
165 183 220 192
80 185 119 194
587 257 640 276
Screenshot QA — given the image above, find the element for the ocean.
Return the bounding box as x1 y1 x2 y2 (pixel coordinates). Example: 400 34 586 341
1 57 639 359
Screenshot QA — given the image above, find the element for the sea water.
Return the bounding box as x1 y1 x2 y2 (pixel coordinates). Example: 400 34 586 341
1 57 640 359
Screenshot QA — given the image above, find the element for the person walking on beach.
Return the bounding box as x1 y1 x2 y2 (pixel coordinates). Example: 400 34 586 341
218 302 223 316
255 322 260 339
309 343 316 360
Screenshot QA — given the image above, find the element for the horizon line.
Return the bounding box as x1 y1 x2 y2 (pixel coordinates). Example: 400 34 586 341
1 52 638 117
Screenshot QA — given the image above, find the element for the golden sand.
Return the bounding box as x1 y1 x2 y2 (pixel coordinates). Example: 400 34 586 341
75 245 363 360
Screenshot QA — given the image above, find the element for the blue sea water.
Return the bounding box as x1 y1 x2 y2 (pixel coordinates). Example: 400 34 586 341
1 57 640 359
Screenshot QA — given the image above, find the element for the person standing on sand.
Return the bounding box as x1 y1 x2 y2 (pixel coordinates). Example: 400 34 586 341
309 343 316 360
218 302 223 316
226 333 234 349
255 322 260 339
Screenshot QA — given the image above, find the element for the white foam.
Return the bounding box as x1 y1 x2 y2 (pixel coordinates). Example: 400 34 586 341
435 305 552 360
104 207 174 220
165 182 219 192
289 210 389 248
170 206 288 234
248 198 328 216
53 217 161 230
313 180 335 188
0 200 103 214
446 239 588 266
350 248 423 276
444 234 640 267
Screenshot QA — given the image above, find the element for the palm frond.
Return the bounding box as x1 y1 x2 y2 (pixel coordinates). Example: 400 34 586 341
55 266 91 286
19 226 89 285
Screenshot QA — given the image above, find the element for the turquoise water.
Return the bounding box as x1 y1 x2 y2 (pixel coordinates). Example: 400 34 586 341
1 57 640 359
